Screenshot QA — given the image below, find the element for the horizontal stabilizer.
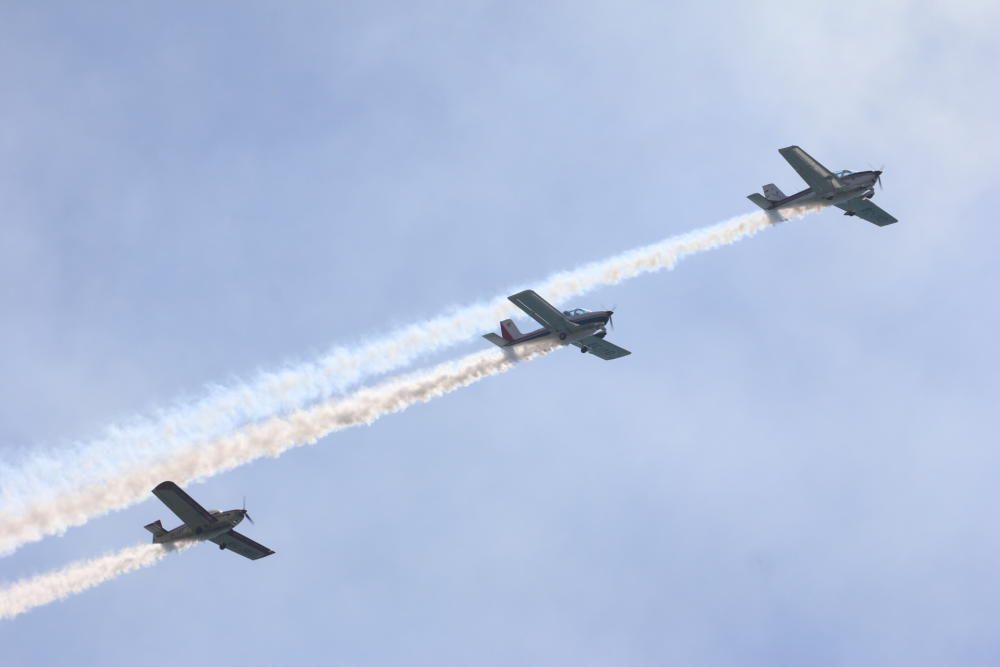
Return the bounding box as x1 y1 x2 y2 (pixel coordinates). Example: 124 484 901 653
483 332 511 348
747 193 773 210
144 520 166 540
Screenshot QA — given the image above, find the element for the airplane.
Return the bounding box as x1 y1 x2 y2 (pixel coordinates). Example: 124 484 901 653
483 289 630 360
144 481 275 560
747 145 898 226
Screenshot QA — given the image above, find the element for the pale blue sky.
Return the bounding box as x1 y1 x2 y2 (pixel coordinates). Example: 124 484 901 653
1 2 999 665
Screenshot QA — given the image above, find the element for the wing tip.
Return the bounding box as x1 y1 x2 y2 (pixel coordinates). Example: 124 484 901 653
152 480 179 494
508 289 536 301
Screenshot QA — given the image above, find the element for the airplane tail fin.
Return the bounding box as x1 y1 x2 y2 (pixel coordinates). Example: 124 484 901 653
483 319 523 348
144 520 167 542
747 193 774 210
499 319 522 342
762 184 785 201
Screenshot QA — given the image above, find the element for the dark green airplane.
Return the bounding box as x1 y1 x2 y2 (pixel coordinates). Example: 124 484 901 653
144 481 274 560
748 145 897 226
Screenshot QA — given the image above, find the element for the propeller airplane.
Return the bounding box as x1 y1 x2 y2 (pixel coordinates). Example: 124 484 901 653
748 145 898 226
144 481 275 560
483 289 631 360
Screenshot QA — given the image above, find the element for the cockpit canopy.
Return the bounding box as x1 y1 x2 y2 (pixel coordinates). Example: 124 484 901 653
562 308 588 316
834 169 853 178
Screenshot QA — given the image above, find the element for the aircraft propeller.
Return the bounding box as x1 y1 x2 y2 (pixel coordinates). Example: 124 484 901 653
242 496 255 524
870 162 884 191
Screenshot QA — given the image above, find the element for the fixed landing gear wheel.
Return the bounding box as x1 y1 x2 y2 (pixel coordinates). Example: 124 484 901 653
559 333 567 340
580 347 588 353
219 544 226 550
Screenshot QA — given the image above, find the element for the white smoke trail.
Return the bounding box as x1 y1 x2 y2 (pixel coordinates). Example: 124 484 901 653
0 343 555 555
0 541 193 620
0 206 816 528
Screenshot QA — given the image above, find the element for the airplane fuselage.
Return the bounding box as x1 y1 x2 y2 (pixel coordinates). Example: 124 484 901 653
510 310 613 346
765 170 880 210
748 146 896 226
152 509 245 544
145 480 275 559
483 291 630 360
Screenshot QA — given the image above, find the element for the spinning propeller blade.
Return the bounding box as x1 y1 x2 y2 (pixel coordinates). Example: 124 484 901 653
242 496 255 524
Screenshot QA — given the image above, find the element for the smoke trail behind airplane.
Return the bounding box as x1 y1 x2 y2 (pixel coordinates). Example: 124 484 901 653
0 541 192 621
0 343 555 555
0 207 816 526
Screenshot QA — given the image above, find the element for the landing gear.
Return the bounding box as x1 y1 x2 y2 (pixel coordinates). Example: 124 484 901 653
580 347 588 354
219 544 226 551
558 333 567 341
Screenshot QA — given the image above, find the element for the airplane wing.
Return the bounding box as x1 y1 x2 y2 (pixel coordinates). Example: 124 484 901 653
210 530 275 560
508 290 578 334
574 335 631 360
152 481 217 529
778 145 839 195
835 198 898 226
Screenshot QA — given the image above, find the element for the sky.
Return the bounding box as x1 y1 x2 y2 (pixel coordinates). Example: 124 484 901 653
1 1 999 664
